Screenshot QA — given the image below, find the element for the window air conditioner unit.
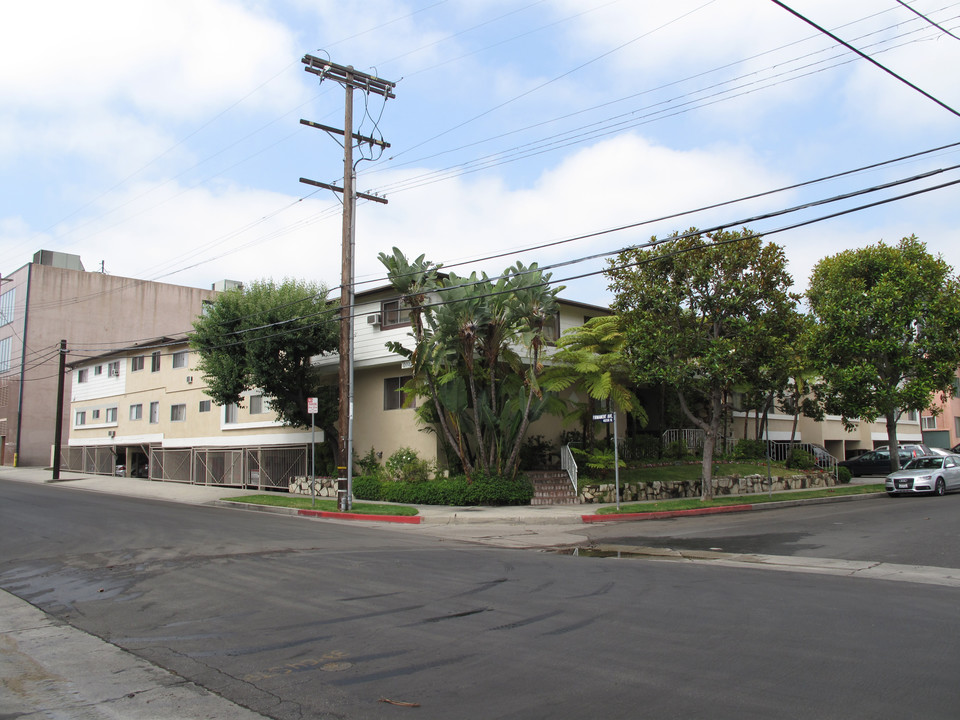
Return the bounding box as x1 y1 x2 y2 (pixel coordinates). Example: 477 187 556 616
367 313 381 326
186 376 193 384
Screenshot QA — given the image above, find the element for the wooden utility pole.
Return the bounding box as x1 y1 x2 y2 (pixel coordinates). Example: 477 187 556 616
300 55 395 511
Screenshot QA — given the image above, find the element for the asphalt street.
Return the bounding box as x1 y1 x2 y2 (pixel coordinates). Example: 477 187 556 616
2 477 960 719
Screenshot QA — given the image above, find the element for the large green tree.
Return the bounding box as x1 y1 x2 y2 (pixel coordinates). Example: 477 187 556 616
807 235 960 470
607 228 798 500
379 248 564 479
190 278 339 434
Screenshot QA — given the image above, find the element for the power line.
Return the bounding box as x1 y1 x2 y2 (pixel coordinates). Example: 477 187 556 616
894 0 960 40
770 0 960 118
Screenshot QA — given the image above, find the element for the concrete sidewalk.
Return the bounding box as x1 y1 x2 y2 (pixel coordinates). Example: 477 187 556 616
0 465 591 525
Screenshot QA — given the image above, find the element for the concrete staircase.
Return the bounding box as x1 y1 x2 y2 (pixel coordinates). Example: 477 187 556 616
527 470 579 506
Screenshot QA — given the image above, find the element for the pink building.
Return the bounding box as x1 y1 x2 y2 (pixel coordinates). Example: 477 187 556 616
920 373 960 451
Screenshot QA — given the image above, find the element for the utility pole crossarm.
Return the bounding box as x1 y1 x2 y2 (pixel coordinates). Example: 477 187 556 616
299 177 388 205
299 119 390 149
301 54 396 99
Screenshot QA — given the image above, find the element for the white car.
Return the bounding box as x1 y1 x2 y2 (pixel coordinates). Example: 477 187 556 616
886 454 960 496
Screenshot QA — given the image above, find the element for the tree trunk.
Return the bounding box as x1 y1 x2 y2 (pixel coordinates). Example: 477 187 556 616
886 411 901 472
675 388 719 501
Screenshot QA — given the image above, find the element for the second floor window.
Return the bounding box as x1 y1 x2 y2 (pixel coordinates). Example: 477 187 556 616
381 299 409 329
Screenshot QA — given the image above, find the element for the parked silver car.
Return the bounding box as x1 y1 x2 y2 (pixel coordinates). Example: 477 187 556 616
885 454 960 496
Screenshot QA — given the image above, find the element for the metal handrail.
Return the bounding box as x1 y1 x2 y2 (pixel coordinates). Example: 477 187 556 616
560 444 578 494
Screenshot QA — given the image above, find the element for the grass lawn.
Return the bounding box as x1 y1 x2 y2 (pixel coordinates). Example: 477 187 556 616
223 494 419 516
594 483 885 514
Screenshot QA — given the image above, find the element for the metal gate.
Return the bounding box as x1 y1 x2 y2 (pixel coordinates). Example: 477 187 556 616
245 447 306 490
194 448 245 486
151 447 191 483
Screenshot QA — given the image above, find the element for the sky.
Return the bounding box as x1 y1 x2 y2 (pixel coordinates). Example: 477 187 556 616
1 0 959 314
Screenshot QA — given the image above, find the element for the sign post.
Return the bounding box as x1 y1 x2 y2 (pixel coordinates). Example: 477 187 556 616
593 412 620 510
307 397 318 507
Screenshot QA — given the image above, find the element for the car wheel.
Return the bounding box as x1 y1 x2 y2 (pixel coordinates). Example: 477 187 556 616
935 478 946 496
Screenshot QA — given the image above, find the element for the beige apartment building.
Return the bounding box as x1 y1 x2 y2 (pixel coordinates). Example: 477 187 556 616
65 337 316 487
0 250 220 466
312 284 610 467
65 286 610 484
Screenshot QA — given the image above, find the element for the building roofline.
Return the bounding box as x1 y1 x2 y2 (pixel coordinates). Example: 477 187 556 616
67 335 190 369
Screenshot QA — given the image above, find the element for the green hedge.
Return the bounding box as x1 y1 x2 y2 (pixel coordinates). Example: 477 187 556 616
352 472 534 506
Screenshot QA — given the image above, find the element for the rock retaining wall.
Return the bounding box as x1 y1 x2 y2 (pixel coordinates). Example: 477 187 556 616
580 472 836 504
289 476 339 497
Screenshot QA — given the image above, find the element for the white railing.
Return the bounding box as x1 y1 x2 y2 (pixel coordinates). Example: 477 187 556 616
766 441 839 477
560 444 578 494
662 428 702 451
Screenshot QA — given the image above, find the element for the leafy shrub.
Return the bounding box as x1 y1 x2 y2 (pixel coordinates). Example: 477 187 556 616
836 466 852 484
662 440 691 460
384 447 433 483
572 447 624 481
733 439 766 461
351 472 534 506
352 475 383 500
621 434 661 461
354 447 383 479
786 448 816 470
518 435 557 470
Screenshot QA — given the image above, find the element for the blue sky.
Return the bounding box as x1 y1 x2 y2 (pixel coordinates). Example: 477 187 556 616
2 0 958 308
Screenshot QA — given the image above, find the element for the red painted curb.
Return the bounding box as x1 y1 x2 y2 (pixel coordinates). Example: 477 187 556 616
296 509 421 524
581 504 755 523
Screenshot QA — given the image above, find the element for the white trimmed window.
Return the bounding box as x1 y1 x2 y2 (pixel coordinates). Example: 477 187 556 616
249 394 266 414
105 407 117 423
75 411 86 426
225 403 238 424
921 415 937 430
77 368 88 383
